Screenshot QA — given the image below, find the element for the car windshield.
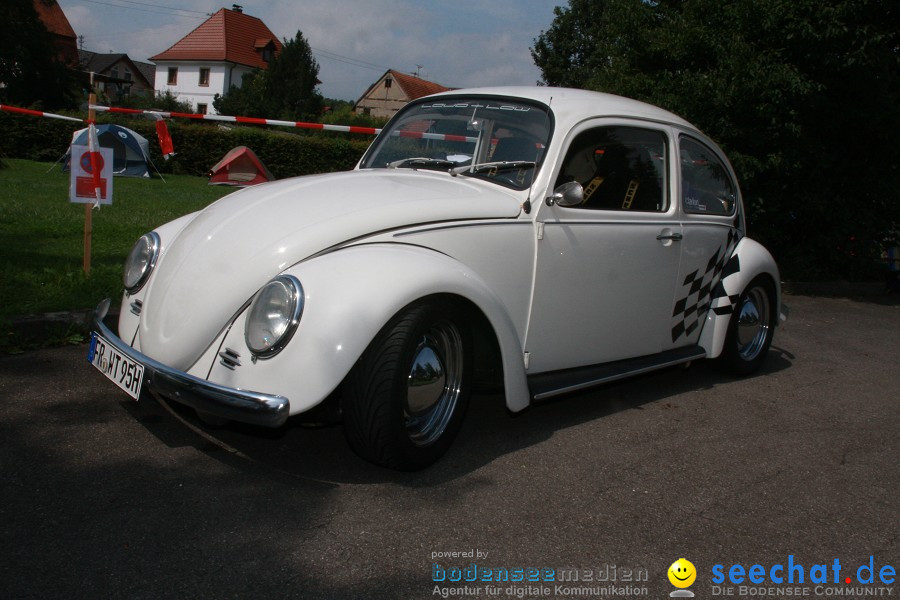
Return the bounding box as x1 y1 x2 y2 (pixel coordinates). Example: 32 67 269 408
361 96 553 190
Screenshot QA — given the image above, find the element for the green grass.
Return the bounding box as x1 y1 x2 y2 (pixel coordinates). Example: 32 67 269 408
0 159 231 322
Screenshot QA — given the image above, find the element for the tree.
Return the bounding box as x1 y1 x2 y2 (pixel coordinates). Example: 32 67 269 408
264 30 322 121
0 0 76 109
533 0 900 280
212 68 267 117
213 30 322 121
531 0 638 89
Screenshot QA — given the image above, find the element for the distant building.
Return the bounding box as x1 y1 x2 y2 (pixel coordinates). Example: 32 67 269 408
79 51 155 101
354 70 451 120
33 0 78 66
150 5 282 114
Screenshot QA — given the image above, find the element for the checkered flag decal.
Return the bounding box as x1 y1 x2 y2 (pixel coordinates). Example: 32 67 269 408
671 229 742 342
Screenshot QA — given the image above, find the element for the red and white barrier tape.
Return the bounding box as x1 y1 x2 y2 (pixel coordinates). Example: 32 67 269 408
396 131 478 143
1 103 479 144
89 105 479 143
90 105 381 135
1 104 84 123
85 122 104 206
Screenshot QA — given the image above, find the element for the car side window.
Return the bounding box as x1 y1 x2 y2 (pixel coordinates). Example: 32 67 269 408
680 136 737 216
555 126 667 212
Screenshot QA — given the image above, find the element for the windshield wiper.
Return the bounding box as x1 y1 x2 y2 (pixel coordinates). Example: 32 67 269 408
450 160 536 176
388 157 457 170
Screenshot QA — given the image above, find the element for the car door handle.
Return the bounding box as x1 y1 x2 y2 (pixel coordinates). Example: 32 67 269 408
656 233 683 241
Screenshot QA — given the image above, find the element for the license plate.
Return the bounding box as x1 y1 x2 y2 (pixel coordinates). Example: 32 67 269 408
88 332 145 400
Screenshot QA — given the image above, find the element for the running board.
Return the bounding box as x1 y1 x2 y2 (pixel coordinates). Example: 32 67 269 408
528 346 707 401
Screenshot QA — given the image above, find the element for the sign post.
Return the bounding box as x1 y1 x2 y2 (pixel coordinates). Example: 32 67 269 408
83 92 96 274
71 88 113 274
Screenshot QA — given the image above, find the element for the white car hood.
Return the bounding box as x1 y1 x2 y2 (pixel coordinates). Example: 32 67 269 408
139 169 522 367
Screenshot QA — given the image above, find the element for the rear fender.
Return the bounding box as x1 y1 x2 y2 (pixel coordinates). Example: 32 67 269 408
698 237 782 359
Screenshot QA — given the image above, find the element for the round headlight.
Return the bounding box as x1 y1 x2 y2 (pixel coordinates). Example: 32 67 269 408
245 275 304 358
123 232 160 294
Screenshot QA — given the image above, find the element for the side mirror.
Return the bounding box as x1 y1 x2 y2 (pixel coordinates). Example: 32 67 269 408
546 181 584 207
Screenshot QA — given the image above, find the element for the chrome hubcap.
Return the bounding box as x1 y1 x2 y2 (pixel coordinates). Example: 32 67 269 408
405 320 463 447
736 287 770 361
407 347 446 415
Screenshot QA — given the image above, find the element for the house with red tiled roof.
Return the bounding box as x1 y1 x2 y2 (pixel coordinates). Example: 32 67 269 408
150 5 282 114
33 0 78 66
354 70 451 120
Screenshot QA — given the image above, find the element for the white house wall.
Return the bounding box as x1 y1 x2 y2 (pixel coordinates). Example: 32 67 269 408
153 61 255 114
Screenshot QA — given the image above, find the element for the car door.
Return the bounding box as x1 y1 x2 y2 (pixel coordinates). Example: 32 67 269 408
669 134 744 348
524 122 683 374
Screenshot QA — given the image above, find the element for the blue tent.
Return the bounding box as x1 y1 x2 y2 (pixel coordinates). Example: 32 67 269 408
64 124 152 177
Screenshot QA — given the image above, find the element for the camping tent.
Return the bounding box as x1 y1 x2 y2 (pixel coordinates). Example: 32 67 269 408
208 146 274 186
63 124 152 177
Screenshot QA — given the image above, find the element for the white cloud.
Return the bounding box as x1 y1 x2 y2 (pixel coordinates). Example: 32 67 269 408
258 0 551 98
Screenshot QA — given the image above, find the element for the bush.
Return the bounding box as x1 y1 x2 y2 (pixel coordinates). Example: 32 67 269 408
0 112 77 163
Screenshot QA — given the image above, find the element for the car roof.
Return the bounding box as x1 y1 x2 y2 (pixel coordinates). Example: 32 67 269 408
428 86 698 133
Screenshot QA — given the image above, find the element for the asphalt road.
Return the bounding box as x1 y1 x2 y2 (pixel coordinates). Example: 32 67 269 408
1 295 898 600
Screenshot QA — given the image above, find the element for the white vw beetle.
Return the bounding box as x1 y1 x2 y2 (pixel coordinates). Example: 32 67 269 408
90 87 785 470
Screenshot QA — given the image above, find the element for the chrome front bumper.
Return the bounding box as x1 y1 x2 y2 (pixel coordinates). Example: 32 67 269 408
92 299 290 428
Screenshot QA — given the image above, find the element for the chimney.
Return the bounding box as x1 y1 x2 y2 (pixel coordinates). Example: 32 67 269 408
232 4 243 13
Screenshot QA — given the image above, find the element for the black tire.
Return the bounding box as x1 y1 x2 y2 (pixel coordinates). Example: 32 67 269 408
718 276 776 376
342 301 471 470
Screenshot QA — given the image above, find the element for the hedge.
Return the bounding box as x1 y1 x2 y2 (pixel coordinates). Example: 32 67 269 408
0 111 372 179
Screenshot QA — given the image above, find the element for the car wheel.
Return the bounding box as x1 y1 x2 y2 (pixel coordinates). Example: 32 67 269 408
342 301 471 470
718 276 776 376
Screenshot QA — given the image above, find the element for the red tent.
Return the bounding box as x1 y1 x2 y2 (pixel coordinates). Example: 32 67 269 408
208 146 274 186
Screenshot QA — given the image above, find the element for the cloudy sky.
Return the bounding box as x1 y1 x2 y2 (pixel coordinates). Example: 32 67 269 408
57 0 564 101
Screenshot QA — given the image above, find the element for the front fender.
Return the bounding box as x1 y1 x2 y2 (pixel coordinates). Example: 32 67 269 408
698 236 783 359
118 211 202 349
208 244 530 415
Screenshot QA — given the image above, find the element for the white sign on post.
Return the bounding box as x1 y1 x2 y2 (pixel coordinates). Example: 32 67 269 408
69 144 113 205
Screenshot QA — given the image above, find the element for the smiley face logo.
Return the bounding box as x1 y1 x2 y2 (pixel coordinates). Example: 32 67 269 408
668 558 697 588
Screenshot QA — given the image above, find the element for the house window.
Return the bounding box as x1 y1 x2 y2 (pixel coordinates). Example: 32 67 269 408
256 39 275 63
199 68 210 87
197 103 208 115
110 67 119 79
167 67 178 85
124 69 132 81
385 78 392 89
